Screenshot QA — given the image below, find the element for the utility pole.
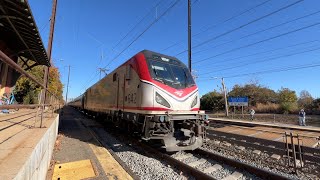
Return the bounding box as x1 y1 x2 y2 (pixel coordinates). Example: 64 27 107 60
42 0 57 101
65 65 70 103
221 78 229 117
212 77 229 117
188 0 192 72
40 0 57 128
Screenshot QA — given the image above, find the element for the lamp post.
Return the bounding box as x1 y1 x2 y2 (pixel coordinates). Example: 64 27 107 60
212 77 229 117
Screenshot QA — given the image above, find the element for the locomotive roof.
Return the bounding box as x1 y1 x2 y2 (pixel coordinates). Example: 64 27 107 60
141 50 182 64
84 50 185 93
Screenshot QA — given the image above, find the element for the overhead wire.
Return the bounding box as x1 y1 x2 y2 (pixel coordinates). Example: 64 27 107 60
196 40 318 70
110 0 162 53
40 18 51 33
197 62 320 81
193 9 320 55
199 46 320 76
81 1 162 92
103 0 182 68
192 0 200 5
79 0 162 91
193 22 320 65
161 0 272 51
79 71 99 92
80 0 181 91
175 0 304 56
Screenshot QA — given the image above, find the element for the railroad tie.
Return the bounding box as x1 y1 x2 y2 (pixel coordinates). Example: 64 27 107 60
212 140 221 145
222 171 243 180
175 153 193 160
203 164 222 174
187 158 206 167
270 154 281 160
252 150 261 155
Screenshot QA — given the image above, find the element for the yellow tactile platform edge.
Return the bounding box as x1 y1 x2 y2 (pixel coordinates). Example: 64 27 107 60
52 159 96 180
89 143 133 180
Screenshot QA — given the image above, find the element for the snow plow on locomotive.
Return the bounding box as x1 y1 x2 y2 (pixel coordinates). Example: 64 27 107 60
69 50 208 152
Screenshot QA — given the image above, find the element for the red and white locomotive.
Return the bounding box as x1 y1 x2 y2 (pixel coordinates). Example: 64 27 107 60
70 50 208 151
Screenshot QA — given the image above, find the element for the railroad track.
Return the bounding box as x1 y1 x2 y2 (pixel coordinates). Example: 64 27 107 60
204 132 320 179
172 149 290 180
206 128 320 164
89 125 290 180
210 122 320 139
75 107 293 180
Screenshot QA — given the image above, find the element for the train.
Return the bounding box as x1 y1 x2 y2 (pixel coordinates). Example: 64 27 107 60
69 50 208 152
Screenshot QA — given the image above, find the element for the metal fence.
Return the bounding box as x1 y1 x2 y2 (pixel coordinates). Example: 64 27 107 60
0 50 63 128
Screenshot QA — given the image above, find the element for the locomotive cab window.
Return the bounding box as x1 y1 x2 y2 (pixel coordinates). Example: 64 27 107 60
147 57 195 89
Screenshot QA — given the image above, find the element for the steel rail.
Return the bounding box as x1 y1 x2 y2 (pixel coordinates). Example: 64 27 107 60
74 107 294 179
77 107 216 180
194 148 290 180
210 123 319 139
206 130 320 163
89 125 215 179
102 124 290 180
136 143 215 180
209 118 320 133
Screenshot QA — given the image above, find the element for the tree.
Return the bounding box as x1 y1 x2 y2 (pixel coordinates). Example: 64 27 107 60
311 98 320 114
298 90 313 109
200 90 224 111
14 59 63 104
228 82 277 106
278 87 298 114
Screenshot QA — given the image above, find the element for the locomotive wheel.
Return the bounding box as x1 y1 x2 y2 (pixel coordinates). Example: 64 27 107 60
127 123 133 135
120 119 128 132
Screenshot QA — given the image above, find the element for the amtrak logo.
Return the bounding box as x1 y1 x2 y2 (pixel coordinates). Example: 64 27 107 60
174 91 183 97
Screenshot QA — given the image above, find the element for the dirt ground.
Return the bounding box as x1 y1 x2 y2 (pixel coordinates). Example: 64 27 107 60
208 112 320 127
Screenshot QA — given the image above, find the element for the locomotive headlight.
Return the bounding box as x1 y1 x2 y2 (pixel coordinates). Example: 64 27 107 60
155 92 171 108
191 96 198 108
158 115 168 122
159 116 165 122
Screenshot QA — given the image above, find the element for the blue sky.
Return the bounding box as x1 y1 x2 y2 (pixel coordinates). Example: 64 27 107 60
28 0 320 100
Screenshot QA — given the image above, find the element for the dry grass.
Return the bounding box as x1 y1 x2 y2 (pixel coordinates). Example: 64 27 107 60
255 103 280 113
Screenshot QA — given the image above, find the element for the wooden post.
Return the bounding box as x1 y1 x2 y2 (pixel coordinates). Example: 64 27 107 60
241 106 244 118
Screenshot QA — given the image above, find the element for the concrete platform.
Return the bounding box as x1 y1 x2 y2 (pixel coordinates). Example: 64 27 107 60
0 109 59 180
48 106 133 180
209 118 320 148
209 117 320 132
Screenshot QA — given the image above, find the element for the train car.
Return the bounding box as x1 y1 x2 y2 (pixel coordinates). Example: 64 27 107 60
68 95 83 109
71 50 208 151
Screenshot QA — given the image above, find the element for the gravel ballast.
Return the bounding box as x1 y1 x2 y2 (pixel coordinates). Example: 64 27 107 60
202 138 320 180
90 125 190 180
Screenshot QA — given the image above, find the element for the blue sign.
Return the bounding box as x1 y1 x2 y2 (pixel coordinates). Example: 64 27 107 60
228 97 248 106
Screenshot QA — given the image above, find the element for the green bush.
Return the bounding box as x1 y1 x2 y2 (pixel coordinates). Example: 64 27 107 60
280 102 298 114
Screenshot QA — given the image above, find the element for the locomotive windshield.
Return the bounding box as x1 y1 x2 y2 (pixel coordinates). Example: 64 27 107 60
147 57 195 89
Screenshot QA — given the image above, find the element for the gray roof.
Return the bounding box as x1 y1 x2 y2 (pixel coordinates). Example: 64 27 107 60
0 0 50 67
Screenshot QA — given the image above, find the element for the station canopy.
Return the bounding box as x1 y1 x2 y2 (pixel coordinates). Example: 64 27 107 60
0 0 50 68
